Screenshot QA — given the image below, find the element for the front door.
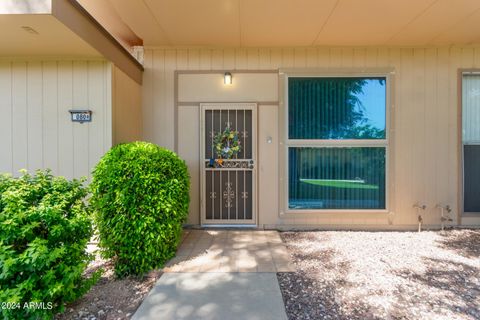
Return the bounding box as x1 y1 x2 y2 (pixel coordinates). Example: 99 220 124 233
200 103 257 225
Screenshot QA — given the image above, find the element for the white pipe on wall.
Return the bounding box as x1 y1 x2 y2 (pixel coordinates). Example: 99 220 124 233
413 203 427 232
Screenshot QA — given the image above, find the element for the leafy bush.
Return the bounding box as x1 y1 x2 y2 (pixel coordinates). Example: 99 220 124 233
0 170 99 320
90 142 190 277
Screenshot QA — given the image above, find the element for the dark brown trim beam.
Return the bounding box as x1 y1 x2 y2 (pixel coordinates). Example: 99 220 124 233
52 0 143 84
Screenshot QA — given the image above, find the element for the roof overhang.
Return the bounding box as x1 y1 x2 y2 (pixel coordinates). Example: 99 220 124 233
0 0 143 84
83 0 480 47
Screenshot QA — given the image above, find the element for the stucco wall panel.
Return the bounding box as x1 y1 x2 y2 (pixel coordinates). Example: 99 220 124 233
257 105 279 226
112 65 142 144
178 73 278 103
177 105 200 225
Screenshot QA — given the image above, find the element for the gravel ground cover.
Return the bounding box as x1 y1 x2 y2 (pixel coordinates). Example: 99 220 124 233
278 229 480 320
55 252 161 320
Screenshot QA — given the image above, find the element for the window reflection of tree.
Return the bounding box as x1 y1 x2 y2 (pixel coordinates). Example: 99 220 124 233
288 77 387 209
288 78 385 139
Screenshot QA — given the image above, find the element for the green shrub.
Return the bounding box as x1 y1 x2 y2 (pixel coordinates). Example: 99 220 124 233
0 170 99 320
90 142 190 277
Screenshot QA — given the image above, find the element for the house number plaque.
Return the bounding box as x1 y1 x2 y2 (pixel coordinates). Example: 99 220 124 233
69 110 92 123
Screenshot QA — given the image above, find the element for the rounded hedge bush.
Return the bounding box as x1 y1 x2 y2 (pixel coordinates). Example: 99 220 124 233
0 170 99 320
90 142 190 277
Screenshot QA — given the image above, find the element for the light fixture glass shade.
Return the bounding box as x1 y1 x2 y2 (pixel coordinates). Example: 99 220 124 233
224 72 232 85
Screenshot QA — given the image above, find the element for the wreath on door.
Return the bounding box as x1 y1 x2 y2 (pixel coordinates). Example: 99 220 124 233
214 127 241 159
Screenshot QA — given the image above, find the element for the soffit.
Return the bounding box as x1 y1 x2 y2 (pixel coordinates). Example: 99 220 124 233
0 14 101 56
96 0 480 47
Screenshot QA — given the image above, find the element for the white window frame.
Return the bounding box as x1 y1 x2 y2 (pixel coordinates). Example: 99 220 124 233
278 69 394 215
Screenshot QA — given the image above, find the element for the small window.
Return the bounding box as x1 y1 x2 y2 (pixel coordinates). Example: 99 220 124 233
286 76 388 210
462 73 480 213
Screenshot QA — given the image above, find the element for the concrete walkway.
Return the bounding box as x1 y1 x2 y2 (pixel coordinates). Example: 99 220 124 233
164 230 295 273
132 230 293 320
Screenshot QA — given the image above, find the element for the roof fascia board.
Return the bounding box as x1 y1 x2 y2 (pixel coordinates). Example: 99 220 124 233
51 0 143 84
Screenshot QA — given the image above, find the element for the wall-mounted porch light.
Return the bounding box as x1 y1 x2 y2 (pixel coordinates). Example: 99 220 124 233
224 72 232 85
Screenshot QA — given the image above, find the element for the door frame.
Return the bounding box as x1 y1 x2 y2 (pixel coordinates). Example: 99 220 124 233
199 102 258 226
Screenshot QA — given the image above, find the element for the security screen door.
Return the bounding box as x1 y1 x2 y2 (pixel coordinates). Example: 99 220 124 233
200 103 257 225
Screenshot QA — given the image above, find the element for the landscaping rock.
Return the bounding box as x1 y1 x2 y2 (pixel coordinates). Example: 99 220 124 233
55 249 162 320
277 229 480 320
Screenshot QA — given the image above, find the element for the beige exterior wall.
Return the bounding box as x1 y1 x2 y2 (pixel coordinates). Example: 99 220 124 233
112 65 142 144
0 59 112 180
143 46 480 229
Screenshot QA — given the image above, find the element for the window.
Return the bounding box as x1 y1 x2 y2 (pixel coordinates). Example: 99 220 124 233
286 76 388 210
462 73 480 213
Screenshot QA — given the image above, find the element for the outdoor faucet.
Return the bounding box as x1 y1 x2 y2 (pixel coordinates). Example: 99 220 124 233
436 204 453 231
413 203 427 232
413 203 427 210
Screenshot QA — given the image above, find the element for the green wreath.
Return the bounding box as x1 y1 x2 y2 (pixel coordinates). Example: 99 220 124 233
214 127 241 159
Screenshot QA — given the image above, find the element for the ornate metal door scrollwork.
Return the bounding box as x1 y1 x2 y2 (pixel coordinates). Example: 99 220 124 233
201 104 256 224
223 182 235 208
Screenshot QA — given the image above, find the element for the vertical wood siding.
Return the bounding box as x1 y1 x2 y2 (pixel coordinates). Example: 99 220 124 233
0 60 112 179
146 47 480 226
